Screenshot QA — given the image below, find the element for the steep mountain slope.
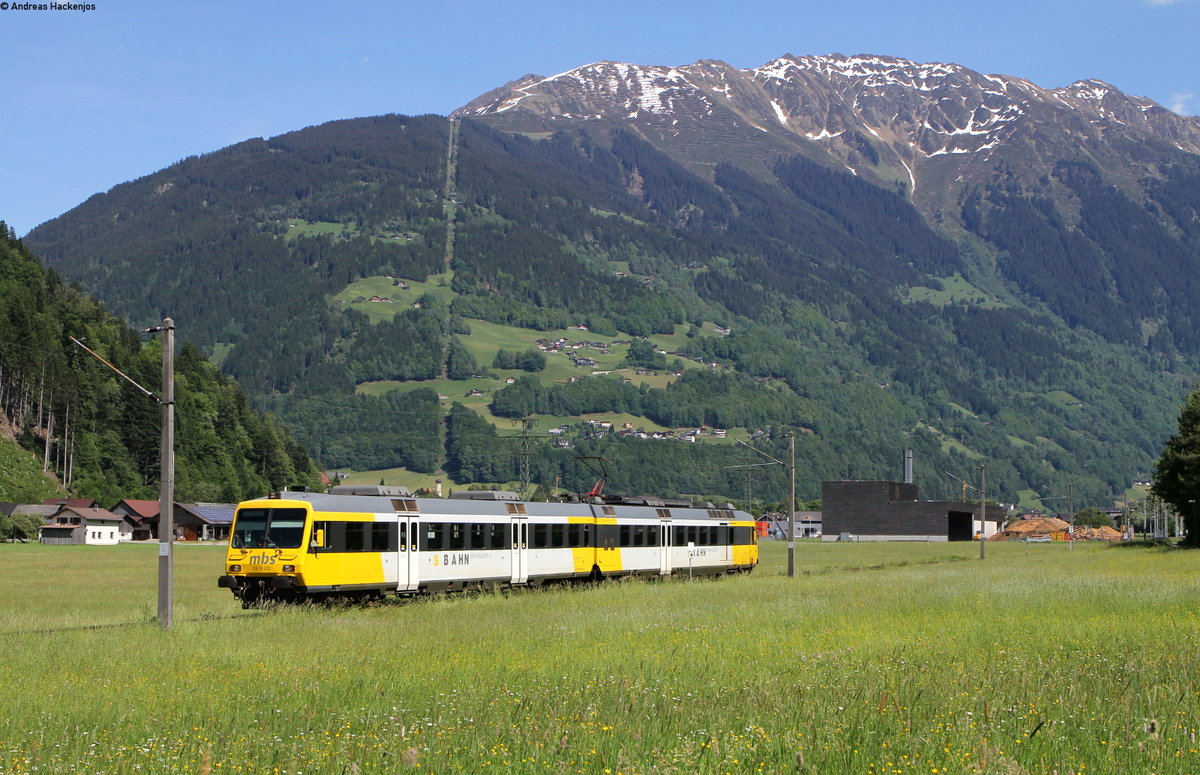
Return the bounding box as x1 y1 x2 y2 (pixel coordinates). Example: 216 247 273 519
0 223 319 504
22 55 1200 506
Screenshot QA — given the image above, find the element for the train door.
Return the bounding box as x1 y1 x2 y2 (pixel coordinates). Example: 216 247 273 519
659 519 671 576
397 517 420 593
510 516 529 585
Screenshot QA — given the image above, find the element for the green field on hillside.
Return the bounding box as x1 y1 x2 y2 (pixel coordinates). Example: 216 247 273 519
900 274 1007 309
283 218 357 241
345 288 720 428
2 541 1197 773
333 274 456 324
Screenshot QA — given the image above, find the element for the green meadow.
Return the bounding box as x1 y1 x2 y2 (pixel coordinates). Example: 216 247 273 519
2 540 1197 774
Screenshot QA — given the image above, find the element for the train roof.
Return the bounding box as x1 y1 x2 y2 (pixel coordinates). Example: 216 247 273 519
252 491 752 521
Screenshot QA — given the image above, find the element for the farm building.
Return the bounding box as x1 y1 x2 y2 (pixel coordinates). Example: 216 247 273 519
174 502 235 541
821 480 1005 542
39 507 129 545
111 499 160 540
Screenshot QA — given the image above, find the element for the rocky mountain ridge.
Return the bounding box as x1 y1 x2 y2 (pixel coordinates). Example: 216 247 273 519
457 53 1200 211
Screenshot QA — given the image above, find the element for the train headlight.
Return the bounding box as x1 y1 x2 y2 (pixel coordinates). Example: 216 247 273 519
282 565 295 573
229 564 242 572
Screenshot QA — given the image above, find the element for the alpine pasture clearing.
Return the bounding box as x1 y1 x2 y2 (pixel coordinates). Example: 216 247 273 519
1 541 1197 774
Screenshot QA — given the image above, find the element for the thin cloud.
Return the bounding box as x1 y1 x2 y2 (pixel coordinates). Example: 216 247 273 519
1169 93 1194 114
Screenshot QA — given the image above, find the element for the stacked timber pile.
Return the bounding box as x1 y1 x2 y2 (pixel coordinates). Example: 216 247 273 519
989 516 1070 541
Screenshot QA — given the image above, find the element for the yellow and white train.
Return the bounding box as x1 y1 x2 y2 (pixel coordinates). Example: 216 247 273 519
218 487 758 606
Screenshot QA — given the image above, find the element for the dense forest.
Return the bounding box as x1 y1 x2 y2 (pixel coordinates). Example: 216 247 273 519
0 224 320 505
21 114 1200 507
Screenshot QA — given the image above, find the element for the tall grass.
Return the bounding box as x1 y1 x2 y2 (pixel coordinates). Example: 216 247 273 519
1 541 1196 773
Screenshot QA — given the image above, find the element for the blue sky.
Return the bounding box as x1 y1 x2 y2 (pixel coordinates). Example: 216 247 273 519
2 0 1197 236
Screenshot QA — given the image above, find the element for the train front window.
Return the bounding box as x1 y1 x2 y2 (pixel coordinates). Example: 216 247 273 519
232 508 306 549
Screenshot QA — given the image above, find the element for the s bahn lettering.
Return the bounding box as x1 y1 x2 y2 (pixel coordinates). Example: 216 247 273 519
433 553 471 567
249 555 277 566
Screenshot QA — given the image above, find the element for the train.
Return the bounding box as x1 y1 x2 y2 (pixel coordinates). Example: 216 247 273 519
217 486 758 606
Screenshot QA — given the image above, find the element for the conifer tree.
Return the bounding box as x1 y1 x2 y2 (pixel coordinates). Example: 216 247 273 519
1153 387 1200 546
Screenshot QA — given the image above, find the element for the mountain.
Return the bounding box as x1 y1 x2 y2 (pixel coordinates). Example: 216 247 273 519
458 54 1200 355
21 54 1200 507
457 53 1200 209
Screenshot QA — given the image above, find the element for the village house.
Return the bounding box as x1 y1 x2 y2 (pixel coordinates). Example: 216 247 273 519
111 498 160 540
174 502 235 542
39 506 129 545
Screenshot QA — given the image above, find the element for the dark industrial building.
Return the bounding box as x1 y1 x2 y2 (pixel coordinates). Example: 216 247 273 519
821 480 1005 541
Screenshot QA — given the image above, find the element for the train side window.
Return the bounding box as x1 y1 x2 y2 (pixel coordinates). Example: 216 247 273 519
470 523 486 550
567 524 580 547
398 523 407 551
673 526 684 545
632 525 644 546
371 523 391 552
449 523 466 550
489 522 508 549
551 524 564 548
686 526 697 545
346 522 365 552
424 523 444 551
619 525 631 547
532 523 548 549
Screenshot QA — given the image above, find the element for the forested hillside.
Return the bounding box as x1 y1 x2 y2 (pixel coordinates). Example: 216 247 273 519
0 224 320 504
22 114 1198 507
